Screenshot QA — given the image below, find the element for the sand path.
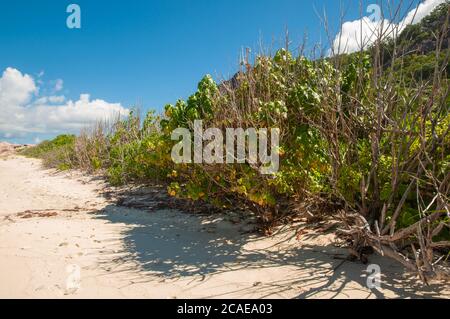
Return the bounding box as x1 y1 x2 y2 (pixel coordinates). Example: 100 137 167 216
0 155 448 298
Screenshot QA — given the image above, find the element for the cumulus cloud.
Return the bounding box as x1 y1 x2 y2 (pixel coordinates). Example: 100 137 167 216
332 17 396 54
0 67 129 141
402 0 447 25
331 0 447 54
0 67 37 107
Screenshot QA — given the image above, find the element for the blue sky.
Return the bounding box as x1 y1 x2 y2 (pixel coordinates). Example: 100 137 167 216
0 0 346 109
0 0 439 143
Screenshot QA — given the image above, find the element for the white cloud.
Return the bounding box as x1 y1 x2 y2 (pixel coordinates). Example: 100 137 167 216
54 79 64 92
0 67 37 106
35 95 66 105
402 0 446 25
331 0 447 54
0 67 129 141
331 17 396 55
49 95 66 103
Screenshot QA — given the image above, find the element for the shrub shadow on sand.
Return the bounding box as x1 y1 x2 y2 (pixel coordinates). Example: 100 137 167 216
93 196 448 299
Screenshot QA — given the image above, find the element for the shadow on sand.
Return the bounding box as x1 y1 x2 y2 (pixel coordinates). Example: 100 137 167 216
93 201 448 299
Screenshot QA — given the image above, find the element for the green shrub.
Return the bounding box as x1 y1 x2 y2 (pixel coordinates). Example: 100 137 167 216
20 4 449 269
20 134 76 169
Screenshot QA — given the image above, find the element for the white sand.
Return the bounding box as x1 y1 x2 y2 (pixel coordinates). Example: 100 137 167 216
0 154 448 299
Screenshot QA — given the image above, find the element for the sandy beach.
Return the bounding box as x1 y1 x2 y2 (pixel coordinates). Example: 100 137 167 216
0 152 448 299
